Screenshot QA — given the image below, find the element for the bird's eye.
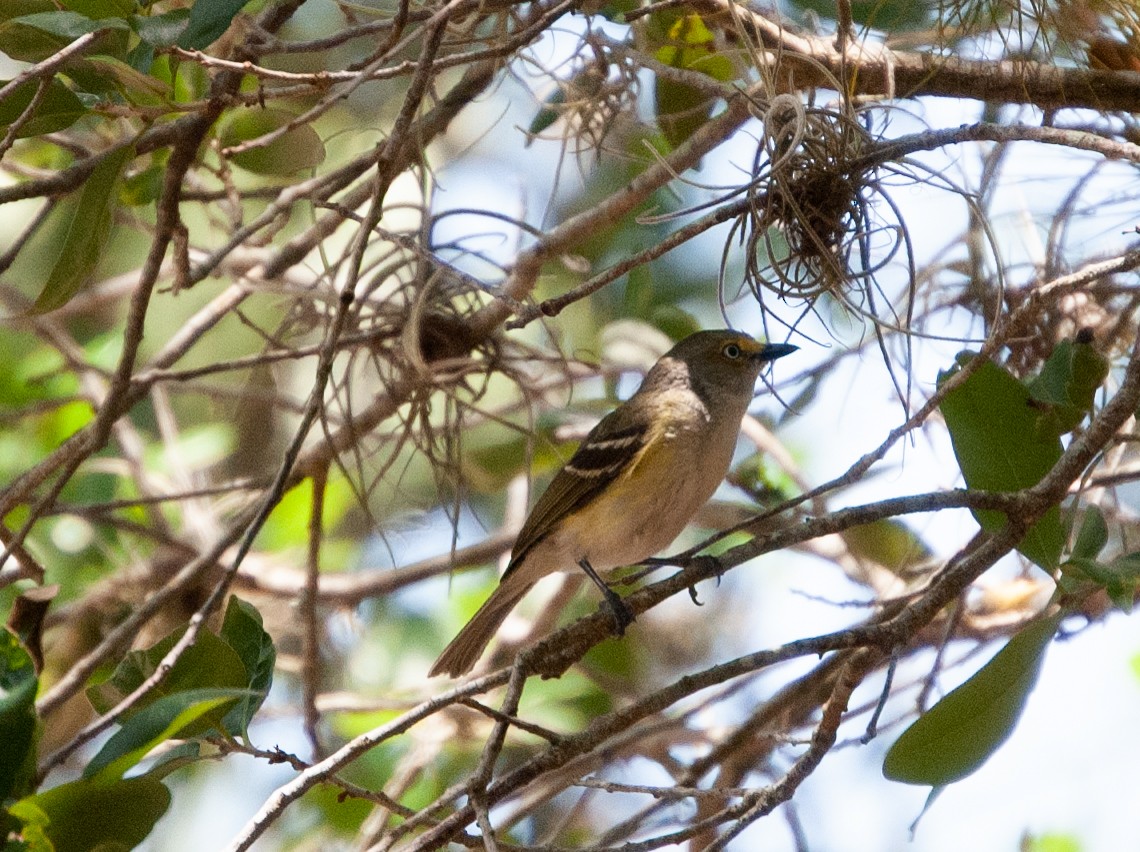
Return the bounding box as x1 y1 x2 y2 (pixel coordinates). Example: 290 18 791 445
723 343 742 359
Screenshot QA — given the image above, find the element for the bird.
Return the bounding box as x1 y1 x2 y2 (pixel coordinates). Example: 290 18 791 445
429 330 796 677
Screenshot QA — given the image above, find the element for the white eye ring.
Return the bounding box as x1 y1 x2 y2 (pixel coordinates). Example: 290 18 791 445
723 343 742 359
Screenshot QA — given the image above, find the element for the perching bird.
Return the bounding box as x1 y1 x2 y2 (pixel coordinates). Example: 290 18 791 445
429 330 796 677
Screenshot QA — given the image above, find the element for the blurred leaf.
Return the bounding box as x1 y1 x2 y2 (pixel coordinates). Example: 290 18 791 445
0 2 76 62
75 55 171 102
938 355 1065 570
84 687 250 780
1063 552 1140 613
528 87 568 139
6 584 58 673
177 0 248 49
10 775 170 852
142 740 202 780
219 596 276 738
121 162 163 205
843 518 933 575
883 613 1060 785
220 108 326 175
61 0 135 17
130 9 189 48
789 0 933 31
727 451 796 504
31 145 133 314
652 13 733 151
462 414 573 494
5 10 129 38
0 77 86 138
1022 832 1083 852
86 623 249 717
1027 334 1109 437
1071 506 1107 560
649 304 701 340
595 0 639 21
0 628 38 802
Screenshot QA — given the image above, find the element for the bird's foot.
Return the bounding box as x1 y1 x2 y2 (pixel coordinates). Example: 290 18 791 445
687 555 724 606
578 558 636 635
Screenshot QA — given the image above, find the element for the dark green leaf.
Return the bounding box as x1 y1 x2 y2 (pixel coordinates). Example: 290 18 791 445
9 775 170 852
31 145 133 314
84 688 251 780
789 0 933 31
0 77 85 138
219 596 275 737
141 740 202 780
86 623 249 718
1071 506 1108 560
120 162 163 205
1064 552 1140 613
596 0 640 22
74 54 170 101
938 355 1065 570
1028 336 1110 436
219 108 326 175
0 2 73 63
0 628 38 802
60 0 136 19
528 87 567 138
177 0 249 49
130 9 189 47
883 614 1060 785
6 10 129 38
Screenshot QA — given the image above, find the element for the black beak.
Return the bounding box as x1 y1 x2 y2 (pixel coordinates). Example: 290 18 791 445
754 342 798 362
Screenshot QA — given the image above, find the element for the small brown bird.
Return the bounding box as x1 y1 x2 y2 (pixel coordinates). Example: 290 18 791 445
429 330 796 677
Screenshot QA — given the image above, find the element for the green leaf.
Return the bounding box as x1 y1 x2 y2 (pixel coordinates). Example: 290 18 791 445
0 77 86 138
528 87 568 138
1027 335 1110 437
31 145 133 314
842 518 933 575
789 0 933 32
84 688 250 780
938 354 1065 570
86 623 249 718
177 0 249 49
120 162 163 205
0 3 75 62
219 596 275 738
219 108 326 175
1063 552 1140 613
130 9 189 47
0 628 39 802
1023 833 1083 852
883 613 1061 785
10 775 170 852
651 13 734 151
1071 506 1108 560
75 55 171 102
60 0 135 18
6 10 129 38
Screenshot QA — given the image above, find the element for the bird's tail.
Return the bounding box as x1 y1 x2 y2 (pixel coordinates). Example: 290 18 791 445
429 578 534 678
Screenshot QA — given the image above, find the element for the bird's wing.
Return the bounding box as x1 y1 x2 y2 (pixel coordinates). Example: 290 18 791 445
503 407 651 578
